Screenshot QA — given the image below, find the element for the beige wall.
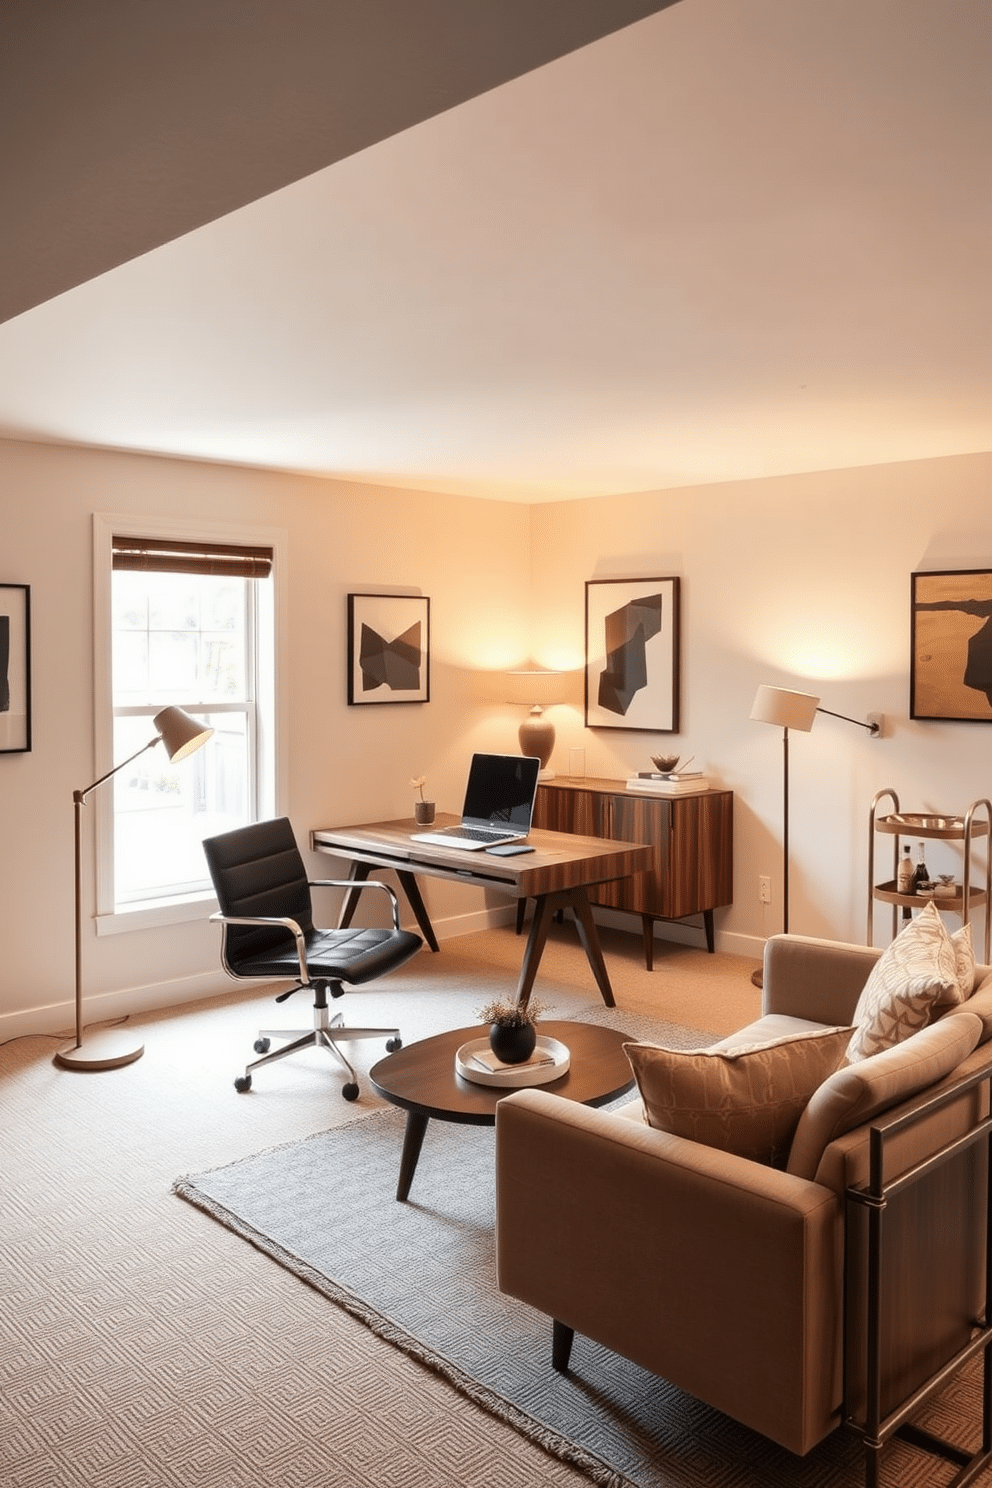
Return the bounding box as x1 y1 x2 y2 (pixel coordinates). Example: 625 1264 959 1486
529 451 992 955
0 437 532 1037
1 436 990 1036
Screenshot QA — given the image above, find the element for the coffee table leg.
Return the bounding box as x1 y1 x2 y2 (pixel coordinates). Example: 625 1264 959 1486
396 1110 430 1201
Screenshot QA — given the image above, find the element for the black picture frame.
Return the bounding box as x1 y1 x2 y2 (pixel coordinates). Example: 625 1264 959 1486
911 569 992 723
584 576 680 732
0 583 31 753
347 593 430 705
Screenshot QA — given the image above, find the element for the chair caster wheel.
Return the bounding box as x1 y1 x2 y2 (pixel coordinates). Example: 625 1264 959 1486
253 1038 270 1054
342 1082 360 1101
386 1037 402 1052
234 1074 252 1093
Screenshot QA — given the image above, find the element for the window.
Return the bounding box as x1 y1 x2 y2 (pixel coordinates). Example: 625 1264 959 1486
94 519 281 925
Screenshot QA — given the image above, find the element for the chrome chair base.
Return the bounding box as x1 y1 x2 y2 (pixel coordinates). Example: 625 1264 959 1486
236 1006 401 1098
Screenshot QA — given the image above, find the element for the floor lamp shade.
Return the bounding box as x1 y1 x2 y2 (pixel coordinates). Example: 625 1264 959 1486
505 666 569 777
749 685 819 733
750 685 821 955
55 706 214 1072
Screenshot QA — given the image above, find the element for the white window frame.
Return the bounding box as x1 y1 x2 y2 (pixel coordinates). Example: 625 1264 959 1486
92 512 289 935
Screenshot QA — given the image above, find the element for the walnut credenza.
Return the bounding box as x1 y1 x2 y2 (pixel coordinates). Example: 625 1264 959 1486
531 778 734 967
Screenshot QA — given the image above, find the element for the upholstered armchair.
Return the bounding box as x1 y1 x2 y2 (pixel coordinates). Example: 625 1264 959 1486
496 931 992 1485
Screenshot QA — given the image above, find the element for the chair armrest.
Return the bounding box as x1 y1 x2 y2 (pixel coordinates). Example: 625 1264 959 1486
762 933 880 1026
209 910 309 979
309 877 403 929
496 1088 844 1456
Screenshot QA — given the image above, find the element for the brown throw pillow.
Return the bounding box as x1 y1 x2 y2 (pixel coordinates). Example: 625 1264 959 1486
623 1025 854 1169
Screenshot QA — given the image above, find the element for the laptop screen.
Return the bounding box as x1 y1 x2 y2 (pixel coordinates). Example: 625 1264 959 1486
462 753 541 829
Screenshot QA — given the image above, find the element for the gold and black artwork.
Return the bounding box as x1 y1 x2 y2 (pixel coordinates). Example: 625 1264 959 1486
911 569 992 723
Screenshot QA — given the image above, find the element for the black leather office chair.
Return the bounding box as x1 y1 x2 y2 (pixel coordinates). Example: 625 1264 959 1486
203 817 422 1098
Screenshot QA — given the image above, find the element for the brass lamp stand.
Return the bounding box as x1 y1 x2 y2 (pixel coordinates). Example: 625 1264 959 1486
55 706 213 1071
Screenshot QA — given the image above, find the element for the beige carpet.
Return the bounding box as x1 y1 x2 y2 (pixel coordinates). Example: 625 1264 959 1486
3 923 974 1488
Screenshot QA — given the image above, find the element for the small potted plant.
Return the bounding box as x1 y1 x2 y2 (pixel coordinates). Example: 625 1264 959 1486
476 996 550 1065
411 775 435 826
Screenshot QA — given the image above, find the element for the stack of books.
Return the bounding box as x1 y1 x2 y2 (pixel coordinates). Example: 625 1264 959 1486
626 771 710 795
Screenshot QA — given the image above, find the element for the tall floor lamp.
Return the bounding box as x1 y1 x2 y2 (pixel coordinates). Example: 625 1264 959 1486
55 706 214 1072
749 685 880 987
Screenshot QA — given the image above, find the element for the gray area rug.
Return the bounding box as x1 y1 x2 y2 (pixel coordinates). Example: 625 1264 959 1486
173 1013 976 1488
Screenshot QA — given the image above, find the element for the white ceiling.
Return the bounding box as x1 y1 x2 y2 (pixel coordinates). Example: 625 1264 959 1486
0 0 989 503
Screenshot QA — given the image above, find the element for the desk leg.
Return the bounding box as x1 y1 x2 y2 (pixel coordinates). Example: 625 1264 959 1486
568 890 616 1009
515 889 616 1012
515 896 555 1012
338 863 372 929
337 863 440 953
396 871 441 953
396 1111 429 1202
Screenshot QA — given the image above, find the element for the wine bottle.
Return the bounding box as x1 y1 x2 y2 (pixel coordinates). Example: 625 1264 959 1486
896 843 915 896
897 842 915 920
913 841 931 893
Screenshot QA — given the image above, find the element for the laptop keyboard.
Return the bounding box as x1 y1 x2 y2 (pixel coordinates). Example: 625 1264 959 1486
441 826 514 843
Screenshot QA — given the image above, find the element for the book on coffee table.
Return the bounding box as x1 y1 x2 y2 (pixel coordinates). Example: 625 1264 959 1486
468 1045 557 1074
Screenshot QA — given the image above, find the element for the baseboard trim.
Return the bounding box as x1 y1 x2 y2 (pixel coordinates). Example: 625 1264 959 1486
1 905 762 1044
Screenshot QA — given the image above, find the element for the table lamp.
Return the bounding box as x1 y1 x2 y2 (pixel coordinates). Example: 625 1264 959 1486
505 665 569 778
55 705 214 1071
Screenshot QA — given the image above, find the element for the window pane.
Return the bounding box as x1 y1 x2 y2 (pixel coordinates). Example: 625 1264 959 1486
110 558 263 910
113 711 251 903
113 572 249 708
148 630 200 697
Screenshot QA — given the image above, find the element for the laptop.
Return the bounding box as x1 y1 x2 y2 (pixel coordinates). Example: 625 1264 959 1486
411 752 542 851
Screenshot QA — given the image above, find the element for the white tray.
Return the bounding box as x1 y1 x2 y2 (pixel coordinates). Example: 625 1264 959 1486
455 1035 570 1088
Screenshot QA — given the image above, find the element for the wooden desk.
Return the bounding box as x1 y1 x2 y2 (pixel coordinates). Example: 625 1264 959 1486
310 816 650 1010
533 779 734 967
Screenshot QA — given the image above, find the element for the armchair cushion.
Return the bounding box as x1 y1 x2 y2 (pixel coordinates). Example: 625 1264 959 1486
787 1012 983 1181
846 901 960 1062
623 1025 853 1168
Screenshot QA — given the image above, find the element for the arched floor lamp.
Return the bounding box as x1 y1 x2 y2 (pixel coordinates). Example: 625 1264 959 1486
749 685 880 989
55 706 214 1071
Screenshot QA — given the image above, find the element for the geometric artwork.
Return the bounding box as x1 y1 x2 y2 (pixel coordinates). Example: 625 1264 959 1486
347 593 430 705
585 577 680 732
911 569 992 723
597 593 662 715
0 584 31 752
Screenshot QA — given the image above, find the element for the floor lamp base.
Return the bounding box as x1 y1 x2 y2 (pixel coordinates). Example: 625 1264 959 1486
55 1028 145 1071
751 967 764 990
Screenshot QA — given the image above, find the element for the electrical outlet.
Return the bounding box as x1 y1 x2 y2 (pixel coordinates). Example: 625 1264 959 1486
867 712 884 738
758 875 772 904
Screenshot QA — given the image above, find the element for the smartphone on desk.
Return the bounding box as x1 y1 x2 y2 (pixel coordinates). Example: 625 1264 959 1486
486 843 535 856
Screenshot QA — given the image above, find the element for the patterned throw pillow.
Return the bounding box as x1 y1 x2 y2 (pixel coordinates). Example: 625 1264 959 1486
624 1025 854 1168
951 922 976 1001
847 901 959 1062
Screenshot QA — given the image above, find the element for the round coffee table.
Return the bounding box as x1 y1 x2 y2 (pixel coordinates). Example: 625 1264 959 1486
369 1020 636 1200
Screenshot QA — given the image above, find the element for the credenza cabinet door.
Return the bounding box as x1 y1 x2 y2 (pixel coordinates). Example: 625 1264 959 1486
533 780 732 922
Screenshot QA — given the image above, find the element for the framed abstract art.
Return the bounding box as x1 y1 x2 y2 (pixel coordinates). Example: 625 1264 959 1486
911 569 992 723
347 593 430 705
0 584 31 753
585 577 680 733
